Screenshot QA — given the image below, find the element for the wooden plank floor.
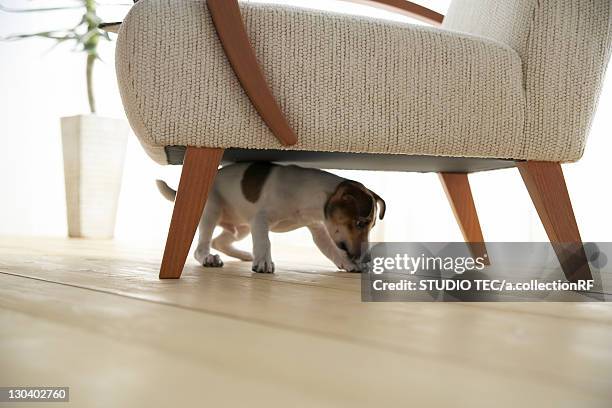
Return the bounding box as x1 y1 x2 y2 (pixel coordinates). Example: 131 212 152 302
1 237 611 407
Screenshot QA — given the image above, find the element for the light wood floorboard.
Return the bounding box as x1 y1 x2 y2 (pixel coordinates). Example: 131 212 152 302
1 237 611 407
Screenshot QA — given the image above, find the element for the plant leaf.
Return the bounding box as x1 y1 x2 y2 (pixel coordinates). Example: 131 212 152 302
2 31 79 42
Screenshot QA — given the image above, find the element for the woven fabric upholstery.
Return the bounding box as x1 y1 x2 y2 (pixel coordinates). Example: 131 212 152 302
444 0 612 161
116 0 526 164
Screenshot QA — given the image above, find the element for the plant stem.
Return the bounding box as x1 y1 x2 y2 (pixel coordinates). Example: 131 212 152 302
86 53 96 113
84 0 98 114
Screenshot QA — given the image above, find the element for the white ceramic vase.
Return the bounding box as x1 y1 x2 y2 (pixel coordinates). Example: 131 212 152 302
61 115 129 238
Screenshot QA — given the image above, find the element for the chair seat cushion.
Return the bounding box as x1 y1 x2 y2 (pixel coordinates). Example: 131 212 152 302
116 0 525 165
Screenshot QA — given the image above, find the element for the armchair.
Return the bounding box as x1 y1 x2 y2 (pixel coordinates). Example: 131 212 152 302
112 0 612 280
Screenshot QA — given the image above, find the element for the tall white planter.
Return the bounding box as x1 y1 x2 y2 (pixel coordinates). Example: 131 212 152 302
61 115 129 238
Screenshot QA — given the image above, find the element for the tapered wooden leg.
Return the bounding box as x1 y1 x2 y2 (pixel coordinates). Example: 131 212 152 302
517 161 591 282
159 147 224 279
439 172 489 264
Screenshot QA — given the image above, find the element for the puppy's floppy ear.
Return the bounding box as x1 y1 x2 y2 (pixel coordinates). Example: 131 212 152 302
369 190 386 220
341 193 356 202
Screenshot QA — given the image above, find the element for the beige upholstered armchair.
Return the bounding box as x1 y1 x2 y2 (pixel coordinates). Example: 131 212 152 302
111 0 612 280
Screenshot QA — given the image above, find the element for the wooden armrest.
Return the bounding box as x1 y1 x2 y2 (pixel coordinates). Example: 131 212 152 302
104 0 443 145
207 0 298 146
342 0 444 25
208 0 444 147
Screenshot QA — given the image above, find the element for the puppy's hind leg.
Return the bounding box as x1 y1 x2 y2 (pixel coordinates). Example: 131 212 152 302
194 195 224 267
212 225 253 261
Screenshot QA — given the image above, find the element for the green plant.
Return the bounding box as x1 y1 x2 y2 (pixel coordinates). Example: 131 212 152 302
0 0 120 113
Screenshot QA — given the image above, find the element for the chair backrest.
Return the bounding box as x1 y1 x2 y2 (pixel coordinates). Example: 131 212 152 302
443 0 612 161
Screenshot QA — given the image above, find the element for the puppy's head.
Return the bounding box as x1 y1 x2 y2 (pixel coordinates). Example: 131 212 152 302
324 180 386 262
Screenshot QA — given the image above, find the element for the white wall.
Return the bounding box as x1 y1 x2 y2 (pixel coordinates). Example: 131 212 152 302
0 0 611 251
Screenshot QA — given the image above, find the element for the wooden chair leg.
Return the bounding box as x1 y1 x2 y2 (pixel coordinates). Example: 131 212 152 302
439 173 489 264
159 147 224 279
517 161 591 282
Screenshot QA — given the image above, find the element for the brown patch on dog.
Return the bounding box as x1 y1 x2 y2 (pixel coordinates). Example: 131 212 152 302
241 162 276 203
325 181 375 221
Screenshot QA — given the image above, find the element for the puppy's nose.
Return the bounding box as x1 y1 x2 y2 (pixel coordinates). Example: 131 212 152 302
337 241 348 252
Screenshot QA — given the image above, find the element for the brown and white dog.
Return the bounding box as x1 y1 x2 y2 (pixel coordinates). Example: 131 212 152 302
157 162 385 273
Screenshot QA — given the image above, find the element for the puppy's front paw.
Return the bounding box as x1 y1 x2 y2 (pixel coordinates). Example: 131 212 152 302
202 254 224 268
252 258 275 274
336 257 360 273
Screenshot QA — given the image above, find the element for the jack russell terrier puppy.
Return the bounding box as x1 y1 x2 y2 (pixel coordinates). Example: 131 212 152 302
157 162 385 273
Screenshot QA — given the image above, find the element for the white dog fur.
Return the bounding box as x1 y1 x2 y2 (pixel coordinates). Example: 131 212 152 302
157 162 385 273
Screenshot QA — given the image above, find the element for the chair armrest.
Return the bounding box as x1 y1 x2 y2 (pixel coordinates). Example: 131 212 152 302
101 0 443 32
208 0 444 146
341 0 444 25
208 0 300 145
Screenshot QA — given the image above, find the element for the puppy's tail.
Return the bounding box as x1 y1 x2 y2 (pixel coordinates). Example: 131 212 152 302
156 180 176 202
